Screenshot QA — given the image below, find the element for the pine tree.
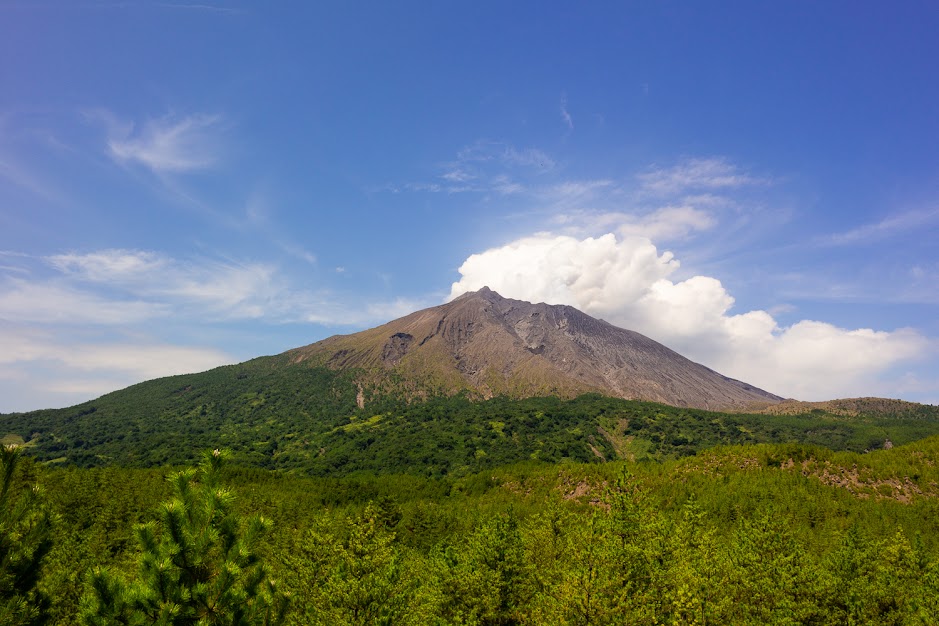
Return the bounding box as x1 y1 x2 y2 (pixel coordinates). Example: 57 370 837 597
438 513 527 626
666 495 729 626
286 503 437 626
0 444 54 626
79 449 289 626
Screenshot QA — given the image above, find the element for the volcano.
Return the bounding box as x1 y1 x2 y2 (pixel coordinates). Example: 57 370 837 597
287 287 782 411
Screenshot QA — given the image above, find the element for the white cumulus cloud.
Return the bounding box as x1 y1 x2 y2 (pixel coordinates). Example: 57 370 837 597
449 232 929 400
450 233 678 314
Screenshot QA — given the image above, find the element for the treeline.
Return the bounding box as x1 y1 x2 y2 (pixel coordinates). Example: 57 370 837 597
6 438 939 624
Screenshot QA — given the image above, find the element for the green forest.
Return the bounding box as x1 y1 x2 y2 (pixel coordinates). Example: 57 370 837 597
3 362 939 475
4 366 939 624
5 434 939 624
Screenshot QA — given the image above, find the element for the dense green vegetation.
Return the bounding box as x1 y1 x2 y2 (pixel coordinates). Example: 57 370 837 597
5 365 939 622
0 359 363 469
0 438 939 624
79 450 289 626
1 445 53 625
3 436 939 624
3 362 939 476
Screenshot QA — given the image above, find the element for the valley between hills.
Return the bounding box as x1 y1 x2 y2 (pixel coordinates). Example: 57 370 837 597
4 289 939 624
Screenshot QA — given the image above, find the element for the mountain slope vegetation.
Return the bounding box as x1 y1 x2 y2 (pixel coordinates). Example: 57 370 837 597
3 357 938 476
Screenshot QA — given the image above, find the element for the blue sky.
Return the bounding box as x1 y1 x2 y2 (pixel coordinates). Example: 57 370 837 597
1 1 938 411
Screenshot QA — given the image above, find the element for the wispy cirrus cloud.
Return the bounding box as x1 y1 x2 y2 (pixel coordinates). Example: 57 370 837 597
823 208 939 246
638 157 766 196
560 92 573 130
397 149 766 218
387 140 555 196
455 140 556 171
5 248 432 328
552 206 716 241
0 279 166 325
537 179 616 207
105 113 223 174
84 109 283 237
46 249 167 281
391 148 777 254
44 249 280 320
491 175 525 195
0 249 277 325
441 168 475 183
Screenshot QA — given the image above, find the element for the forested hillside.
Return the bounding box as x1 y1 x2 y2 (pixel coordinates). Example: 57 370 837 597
6 438 939 624
4 361 939 475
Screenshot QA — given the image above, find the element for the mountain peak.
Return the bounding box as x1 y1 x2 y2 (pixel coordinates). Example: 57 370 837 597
289 292 782 410
451 286 503 302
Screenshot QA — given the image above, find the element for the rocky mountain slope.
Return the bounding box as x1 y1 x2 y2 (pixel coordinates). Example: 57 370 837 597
288 287 782 411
